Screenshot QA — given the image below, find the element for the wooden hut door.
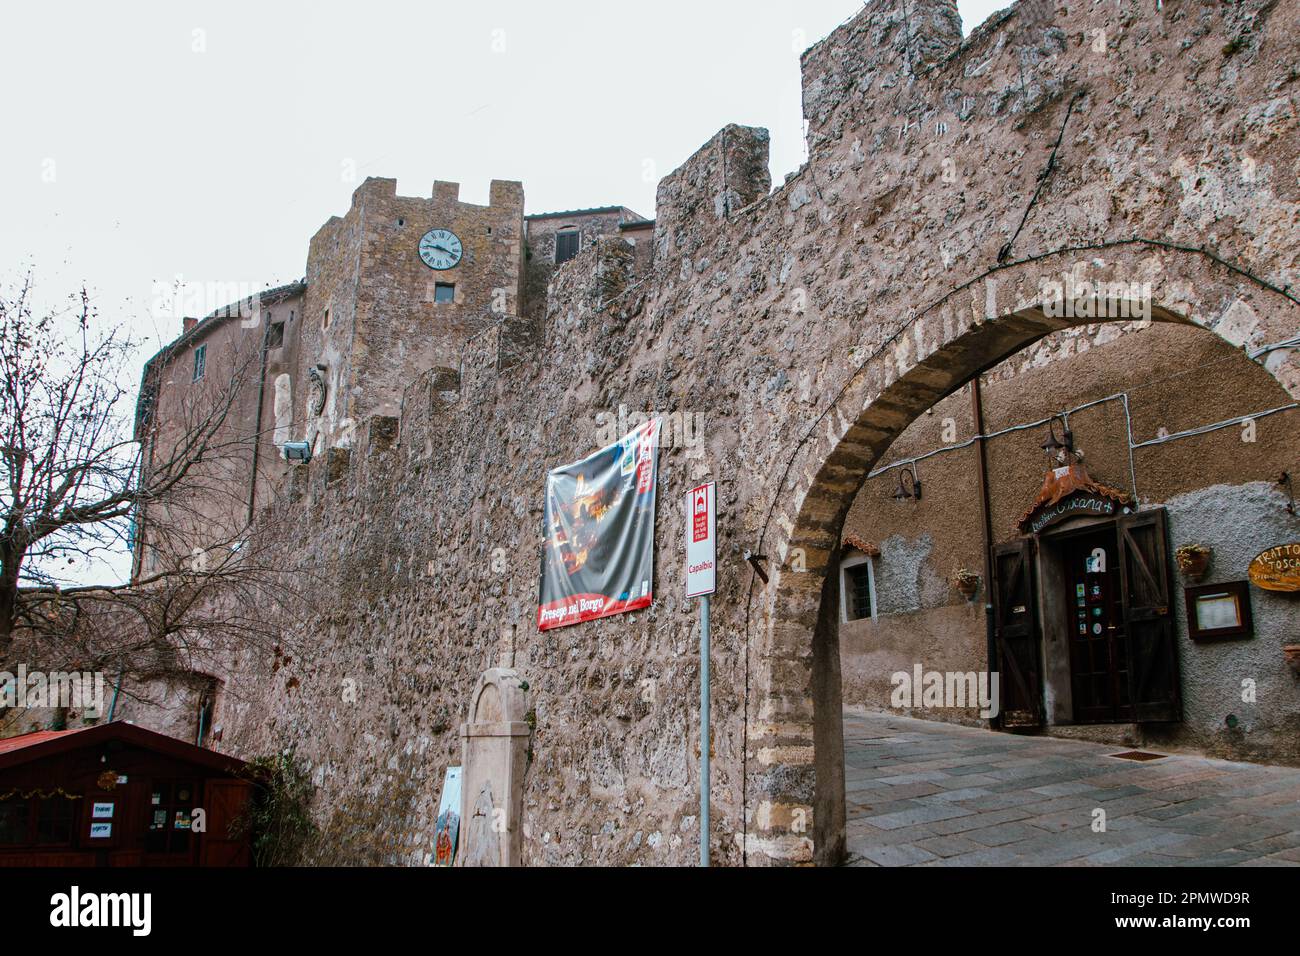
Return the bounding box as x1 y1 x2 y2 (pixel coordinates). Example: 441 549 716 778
198 779 254 867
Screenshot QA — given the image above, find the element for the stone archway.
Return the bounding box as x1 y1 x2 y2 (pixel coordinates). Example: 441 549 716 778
745 245 1300 866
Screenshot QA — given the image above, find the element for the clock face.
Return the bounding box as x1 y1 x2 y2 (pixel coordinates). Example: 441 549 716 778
418 229 462 270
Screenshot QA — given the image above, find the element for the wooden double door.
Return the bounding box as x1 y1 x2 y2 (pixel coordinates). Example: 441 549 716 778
991 510 1181 727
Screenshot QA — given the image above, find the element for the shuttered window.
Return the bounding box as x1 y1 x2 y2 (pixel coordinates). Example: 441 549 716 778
555 230 580 264
840 556 875 622
847 564 872 620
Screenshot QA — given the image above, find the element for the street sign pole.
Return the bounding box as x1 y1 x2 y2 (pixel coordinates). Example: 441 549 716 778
685 481 716 868
699 592 710 867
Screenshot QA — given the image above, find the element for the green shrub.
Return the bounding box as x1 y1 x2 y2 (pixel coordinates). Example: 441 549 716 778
233 751 318 867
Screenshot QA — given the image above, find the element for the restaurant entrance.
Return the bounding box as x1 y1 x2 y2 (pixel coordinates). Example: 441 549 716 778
1032 510 1182 726
1060 525 1134 723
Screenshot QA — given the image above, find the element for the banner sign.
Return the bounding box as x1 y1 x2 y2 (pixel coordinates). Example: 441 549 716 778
686 482 716 597
538 418 660 630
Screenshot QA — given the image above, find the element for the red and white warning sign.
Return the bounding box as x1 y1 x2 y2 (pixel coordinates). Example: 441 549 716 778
686 482 716 597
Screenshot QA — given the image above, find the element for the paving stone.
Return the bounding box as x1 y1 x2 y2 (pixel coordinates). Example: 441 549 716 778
1240 832 1300 853
913 834 986 858
927 806 1035 835
1138 797 1221 820
858 842 940 867
1023 810 1093 833
964 822 1047 847
1078 831 1190 864
863 803 975 830
926 786 993 803
1029 781 1100 797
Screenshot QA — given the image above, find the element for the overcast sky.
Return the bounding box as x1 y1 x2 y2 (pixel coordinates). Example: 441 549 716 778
1 0 1003 582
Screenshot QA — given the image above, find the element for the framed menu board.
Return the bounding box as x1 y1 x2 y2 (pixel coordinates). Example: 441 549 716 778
1184 581 1253 642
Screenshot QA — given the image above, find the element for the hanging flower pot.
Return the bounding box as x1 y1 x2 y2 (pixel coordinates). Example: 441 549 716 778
1283 645 1300 677
1175 544 1212 583
953 568 981 601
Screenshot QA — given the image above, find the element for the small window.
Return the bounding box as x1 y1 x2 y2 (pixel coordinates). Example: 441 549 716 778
192 344 206 382
433 282 455 304
0 801 26 844
555 230 580 264
268 321 285 348
323 308 330 329
840 556 875 623
34 797 75 845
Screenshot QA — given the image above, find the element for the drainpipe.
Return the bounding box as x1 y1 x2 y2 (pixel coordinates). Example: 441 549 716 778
106 665 123 722
246 311 272 525
970 378 998 729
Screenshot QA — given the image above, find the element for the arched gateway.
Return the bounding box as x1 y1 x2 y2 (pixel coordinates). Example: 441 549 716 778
749 247 1300 865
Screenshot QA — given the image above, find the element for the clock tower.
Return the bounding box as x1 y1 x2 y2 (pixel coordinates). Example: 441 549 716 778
299 176 526 452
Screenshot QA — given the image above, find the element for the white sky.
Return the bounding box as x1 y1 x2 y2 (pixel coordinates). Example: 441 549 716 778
1 0 1004 583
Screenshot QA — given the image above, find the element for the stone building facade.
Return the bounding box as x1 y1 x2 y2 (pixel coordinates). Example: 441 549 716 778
110 0 1299 867
133 281 306 578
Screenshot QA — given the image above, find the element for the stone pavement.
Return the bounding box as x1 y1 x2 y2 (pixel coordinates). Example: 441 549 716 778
844 711 1300 867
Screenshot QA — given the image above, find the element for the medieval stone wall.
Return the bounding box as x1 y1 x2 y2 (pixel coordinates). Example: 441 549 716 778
137 0 1300 866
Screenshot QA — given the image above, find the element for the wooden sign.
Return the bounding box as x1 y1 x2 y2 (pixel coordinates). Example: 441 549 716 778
1026 492 1119 534
1016 463 1132 535
1248 544 1300 592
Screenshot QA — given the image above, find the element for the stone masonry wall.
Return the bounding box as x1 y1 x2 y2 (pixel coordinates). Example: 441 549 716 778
198 0 1298 866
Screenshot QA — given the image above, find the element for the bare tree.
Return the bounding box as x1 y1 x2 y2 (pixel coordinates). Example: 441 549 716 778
0 272 301 678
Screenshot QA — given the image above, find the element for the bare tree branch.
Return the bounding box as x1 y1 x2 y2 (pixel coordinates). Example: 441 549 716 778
0 271 308 689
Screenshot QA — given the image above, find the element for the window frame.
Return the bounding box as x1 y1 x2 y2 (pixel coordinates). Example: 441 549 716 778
192 343 206 382
0 796 78 848
433 282 456 304
839 552 876 623
554 229 581 264
0 799 30 845
1183 580 1254 642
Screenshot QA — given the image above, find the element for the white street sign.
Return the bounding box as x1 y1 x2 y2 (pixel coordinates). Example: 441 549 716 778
686 481 716 597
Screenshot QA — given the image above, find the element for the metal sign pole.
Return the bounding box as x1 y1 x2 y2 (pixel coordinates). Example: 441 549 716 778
685 481 716 868
699 592 710 867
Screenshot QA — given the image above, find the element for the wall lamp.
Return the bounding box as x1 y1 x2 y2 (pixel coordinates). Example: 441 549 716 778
1040 415 1074 459
892 465 922 501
